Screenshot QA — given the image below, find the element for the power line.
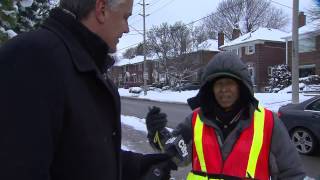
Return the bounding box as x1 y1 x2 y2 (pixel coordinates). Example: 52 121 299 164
118 42 142 51
129 25 143 35
270 0 292 9
130 0 173 26
124 0 244 51
147 0 165 9
124 33 142 36
148 0 177 15
123 0 295 51
269 0 312 16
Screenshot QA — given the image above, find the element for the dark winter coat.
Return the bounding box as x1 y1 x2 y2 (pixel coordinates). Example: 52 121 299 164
0 8 143 180
174 53 306 179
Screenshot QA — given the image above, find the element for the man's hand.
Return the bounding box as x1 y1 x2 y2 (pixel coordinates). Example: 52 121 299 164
140 153 177 180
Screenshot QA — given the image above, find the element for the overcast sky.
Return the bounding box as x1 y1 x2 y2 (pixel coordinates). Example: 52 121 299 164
116 0 316 55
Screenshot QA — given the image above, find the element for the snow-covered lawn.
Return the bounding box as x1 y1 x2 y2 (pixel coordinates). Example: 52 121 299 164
119 88 316 112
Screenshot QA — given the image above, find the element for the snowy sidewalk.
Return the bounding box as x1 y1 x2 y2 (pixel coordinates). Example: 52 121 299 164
121 115 190 180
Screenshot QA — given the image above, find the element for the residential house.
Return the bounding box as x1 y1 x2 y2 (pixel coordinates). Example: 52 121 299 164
220 28 288 92
109 56 156 88
283 13 320 78
110 39 221 88
156 39 221 85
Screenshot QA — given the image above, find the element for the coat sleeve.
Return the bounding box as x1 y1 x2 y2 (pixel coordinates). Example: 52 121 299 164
269 114 306 180
121 150 143 180
0 42 64 180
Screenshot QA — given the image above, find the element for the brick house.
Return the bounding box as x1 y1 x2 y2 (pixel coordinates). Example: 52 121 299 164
220 28 288 92
109 56 156 88
283 18 320 78
110 39 221 88
156 39 220 85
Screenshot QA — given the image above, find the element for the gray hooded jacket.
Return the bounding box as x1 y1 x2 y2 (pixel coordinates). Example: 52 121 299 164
169 52 306 180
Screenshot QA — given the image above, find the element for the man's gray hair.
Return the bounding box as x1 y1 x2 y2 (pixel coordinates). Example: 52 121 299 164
59 0 125 20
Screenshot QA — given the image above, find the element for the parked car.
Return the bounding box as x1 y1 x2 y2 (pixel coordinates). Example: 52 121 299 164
278 96 320 155
129 87 143 94
180 82 200 91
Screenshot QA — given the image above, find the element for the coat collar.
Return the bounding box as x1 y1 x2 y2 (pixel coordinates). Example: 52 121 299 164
41 8 121 120
42 8 114 73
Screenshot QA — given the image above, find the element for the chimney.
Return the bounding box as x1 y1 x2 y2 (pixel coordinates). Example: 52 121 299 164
218 31 224 47
232 29 241 40
298 12 306 28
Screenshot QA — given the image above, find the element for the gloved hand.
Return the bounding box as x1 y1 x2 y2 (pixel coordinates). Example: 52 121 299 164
146 106 168 135
140 153 177 180
145 106 169 151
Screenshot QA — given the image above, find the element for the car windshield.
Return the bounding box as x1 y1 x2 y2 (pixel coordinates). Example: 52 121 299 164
306 98 320 111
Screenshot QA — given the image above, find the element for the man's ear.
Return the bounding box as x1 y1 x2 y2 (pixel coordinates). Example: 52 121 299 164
95 0 107 23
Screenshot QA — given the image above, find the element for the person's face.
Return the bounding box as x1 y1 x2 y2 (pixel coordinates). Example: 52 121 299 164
101 0 133 53
212 77 240 110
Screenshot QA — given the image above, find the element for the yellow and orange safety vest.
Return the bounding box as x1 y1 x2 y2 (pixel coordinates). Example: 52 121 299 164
187 106 274 180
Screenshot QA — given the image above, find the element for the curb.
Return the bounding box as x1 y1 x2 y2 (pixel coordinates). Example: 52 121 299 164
120 96 188 105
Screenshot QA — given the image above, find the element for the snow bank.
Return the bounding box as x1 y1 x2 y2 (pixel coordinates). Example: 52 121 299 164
119 88 315 112
19 0 33 7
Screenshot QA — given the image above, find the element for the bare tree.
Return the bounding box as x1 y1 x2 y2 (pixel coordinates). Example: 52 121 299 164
122 47 137 59
308 0 320 21
204 0 289 40
191 25 209 51
146 22 198 87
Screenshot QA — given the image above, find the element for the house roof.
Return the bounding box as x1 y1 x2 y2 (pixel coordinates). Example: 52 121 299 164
197 39 220 52
114 56 144 66
221 28 288 48
282 20 320 40
114 55 155 66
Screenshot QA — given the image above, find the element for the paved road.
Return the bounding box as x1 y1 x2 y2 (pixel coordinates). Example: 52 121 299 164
121 97 320 178
121 97 192 128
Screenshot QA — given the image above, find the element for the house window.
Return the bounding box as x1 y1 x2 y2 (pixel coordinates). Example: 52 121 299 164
299 37 316 53
154 62 159 68
230 49 238 55
229 48 242 57
268 66 274 76
299 64 316 78
247 65 255 84
245 45 255 55
138 63 143 71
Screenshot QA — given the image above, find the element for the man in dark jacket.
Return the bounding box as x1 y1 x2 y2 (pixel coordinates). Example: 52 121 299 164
0 0 176 179
146 52 306 179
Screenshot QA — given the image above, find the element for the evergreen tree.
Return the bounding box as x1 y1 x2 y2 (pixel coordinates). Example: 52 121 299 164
0 0 18 44
268 64 292 92
15 0 52 33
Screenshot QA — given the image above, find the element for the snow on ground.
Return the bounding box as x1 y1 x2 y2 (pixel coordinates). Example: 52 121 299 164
121 115 173 133
119 88 198 104
19 0 34 7
119 88 315 112
121 115 147 133
120 115 173 151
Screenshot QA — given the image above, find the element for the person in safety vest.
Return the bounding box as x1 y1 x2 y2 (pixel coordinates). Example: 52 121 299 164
145 52 306 180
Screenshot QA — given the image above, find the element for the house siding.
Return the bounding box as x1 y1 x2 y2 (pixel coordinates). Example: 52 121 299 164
241 42 286 92
109 50 218 88
287 34 320 76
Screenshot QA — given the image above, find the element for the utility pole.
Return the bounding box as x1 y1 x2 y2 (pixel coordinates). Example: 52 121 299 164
139 0 149 95
292 0 299 104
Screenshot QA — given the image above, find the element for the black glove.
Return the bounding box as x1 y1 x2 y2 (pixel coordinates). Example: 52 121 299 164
146 106 169 151
140 153 177 180
146 106 168 135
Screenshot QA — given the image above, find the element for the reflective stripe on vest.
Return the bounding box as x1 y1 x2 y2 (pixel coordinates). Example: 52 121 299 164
188 106 273 180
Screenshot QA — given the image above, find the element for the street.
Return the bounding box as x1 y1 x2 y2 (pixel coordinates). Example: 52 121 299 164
121 97 320 179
